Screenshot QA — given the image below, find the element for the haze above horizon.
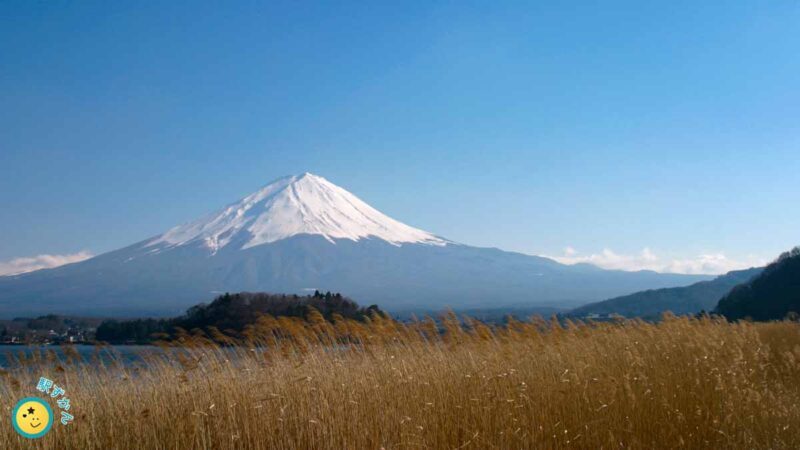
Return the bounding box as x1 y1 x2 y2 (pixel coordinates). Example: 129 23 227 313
1 1 798 276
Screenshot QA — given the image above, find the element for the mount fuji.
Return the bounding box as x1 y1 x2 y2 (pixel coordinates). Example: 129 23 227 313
0 173 710 317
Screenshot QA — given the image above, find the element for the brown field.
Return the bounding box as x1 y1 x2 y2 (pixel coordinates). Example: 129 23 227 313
2 313 800 449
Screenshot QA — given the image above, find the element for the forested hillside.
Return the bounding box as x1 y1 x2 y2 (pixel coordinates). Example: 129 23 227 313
716 247 800 320
569 267 762 318
95 291 380 344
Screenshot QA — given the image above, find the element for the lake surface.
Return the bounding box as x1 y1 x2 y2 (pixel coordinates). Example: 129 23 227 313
0 344 166 369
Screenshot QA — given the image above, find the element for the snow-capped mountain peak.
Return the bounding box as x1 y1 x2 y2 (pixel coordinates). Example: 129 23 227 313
147 173 446 252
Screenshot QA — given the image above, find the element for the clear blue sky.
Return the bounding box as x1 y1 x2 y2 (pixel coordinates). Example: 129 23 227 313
1 1 798 274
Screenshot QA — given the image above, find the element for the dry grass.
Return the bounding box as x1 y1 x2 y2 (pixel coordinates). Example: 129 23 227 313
2 313 800 449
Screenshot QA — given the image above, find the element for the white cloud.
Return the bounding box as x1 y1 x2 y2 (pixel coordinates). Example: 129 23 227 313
544 247 766 275
0 251 94 276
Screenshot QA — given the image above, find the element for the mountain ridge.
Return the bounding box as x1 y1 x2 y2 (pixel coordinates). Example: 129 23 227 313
0 174 712 318
568 267 763 318
146 173 446 253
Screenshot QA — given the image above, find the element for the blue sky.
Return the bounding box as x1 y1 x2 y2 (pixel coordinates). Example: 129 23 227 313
1 1 798 275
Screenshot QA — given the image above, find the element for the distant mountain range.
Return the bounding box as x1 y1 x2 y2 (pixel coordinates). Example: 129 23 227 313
569 267 763 318
0 173 710 318
716 248 800 321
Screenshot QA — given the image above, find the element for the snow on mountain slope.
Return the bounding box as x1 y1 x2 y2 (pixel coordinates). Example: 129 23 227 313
147 173 447 252
0 172 714 318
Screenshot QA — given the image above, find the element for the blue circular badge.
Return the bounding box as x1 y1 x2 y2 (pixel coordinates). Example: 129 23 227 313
11 397 54 439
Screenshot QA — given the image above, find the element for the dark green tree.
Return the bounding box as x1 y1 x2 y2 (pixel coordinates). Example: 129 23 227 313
716 247 800 321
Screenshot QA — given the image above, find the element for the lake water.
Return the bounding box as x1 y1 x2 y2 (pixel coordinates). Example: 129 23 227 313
0 344 166 369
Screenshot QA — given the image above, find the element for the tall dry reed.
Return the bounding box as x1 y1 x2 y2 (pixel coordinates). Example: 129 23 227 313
1 313 799 449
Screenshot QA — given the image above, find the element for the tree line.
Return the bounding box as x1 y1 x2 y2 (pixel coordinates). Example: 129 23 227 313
95 291 382 344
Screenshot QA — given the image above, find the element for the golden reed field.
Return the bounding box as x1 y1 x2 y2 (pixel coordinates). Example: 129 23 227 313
2 312 800 449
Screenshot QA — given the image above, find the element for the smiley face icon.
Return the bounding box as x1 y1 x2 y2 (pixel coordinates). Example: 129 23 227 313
11 397 53 439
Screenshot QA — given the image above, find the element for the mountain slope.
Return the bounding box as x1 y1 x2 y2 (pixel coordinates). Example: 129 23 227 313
715 247 800 320
0 174 711 318
148 173 446 251
569 267 763 318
